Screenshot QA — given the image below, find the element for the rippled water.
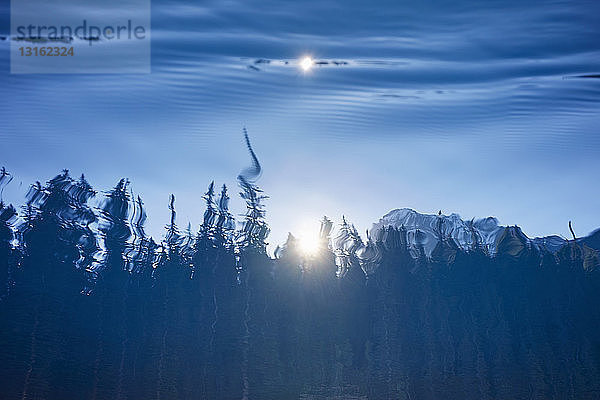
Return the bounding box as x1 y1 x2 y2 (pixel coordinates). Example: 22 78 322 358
0 0 599 247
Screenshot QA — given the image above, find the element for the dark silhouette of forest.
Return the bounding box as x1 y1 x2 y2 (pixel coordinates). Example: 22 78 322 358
1 135 600 400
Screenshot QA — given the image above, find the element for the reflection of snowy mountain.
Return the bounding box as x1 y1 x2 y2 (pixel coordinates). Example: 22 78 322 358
371 208 574 258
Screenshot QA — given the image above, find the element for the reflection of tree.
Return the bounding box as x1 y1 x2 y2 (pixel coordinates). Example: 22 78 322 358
237 129 269 252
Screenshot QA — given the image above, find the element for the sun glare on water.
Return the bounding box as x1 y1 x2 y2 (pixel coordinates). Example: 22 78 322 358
298 230 321 256
300 56 314 72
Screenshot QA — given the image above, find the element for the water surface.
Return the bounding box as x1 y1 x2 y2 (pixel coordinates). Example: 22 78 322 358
0 0 599 246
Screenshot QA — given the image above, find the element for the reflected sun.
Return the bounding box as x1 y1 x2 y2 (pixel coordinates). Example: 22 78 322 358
298 230 320 256
299 56 314 72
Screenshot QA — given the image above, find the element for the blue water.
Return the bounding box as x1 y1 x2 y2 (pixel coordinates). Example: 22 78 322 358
1 0 599 248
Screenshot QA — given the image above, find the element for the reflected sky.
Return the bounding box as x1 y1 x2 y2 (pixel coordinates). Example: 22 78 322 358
1 0 599 249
